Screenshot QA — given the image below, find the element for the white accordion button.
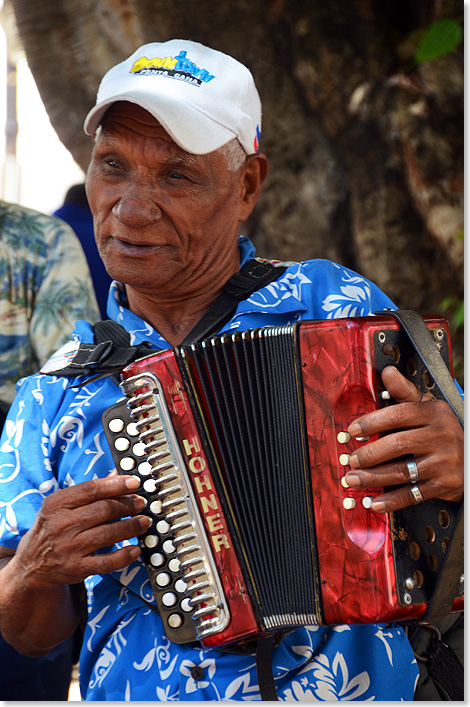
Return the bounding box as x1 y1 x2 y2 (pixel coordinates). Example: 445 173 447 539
337 431 351 444
167 613 183 628
343 497 356 510
161 592 178 607
181 598 192 613
150 552 165 567
120 457 136 471
143 479 157 493
174 579 187 594
144 535 158 549
362 496 374 509
138 461 152 476
168 558 181 573
150 500 162 515
156 572 171 587
126 422 139 436
114 437 130 452
133 442 146 457
156 520 170 534
339 454 351 466
108 418 125 433
162 539 176 554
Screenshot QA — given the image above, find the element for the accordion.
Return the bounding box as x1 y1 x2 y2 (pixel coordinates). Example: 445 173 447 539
102 312 464 649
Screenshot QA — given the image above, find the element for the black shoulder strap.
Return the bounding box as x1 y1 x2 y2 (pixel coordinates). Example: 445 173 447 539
180 259 287 345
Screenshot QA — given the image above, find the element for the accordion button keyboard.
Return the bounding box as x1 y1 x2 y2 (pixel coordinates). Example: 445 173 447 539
103 395 230 645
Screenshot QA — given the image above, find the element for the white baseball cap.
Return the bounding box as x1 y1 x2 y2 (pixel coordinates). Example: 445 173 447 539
84 39 262 155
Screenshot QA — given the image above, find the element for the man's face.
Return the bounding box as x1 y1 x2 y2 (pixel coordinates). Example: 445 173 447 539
86 102 255 297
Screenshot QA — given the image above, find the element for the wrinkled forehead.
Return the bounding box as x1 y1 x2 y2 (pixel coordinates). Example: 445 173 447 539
97 101 174 141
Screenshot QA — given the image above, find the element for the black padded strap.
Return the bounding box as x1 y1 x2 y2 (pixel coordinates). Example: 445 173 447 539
181 259 286 345
256 635 279 701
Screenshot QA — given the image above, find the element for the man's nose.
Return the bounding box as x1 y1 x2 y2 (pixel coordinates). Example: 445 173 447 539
112 191 161 227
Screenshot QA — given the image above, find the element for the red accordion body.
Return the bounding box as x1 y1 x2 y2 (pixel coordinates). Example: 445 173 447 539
102 314 463 649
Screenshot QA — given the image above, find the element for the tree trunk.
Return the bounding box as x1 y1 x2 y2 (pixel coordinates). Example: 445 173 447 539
8 0 464 377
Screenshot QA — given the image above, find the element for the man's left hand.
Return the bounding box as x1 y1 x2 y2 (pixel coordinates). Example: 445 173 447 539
344 365 463 512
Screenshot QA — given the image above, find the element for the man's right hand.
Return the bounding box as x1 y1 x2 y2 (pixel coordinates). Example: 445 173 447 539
0 473 151 656
11 473 151 590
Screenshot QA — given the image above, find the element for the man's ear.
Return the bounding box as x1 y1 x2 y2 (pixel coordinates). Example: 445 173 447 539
238 152 269 221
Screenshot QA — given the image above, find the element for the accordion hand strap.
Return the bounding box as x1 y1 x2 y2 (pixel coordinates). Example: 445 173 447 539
256 635 279 701
375 309 464 623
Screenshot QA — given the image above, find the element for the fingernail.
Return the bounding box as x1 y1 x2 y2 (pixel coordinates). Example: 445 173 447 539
139 516 152 530
125 476 141 489
371 500 386 513
344 473 361 487
348 421 362 436
134 496 147 509
349 453 359 468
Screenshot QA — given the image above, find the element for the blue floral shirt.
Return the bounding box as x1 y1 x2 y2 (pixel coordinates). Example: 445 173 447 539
0 236 419 700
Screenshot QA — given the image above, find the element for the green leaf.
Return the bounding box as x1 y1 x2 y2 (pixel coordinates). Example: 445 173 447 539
415 19 463 63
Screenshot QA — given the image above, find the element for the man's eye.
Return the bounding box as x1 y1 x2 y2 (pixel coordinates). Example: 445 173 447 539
106 159 121 169
169 171 187 180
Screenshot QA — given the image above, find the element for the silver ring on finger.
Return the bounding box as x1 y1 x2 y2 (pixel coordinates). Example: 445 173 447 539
410 484 425 504
406 456 419 484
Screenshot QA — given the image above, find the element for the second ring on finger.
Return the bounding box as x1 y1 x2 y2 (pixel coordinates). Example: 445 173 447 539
405 455 419 484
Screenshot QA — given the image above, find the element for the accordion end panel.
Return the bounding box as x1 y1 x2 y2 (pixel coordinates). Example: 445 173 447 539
298 315 463 625
114 350 260 648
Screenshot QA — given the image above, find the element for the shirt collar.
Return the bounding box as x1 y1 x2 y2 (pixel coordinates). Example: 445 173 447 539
106 236 306 348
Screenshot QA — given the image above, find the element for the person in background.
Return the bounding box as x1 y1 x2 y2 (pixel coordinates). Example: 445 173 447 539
0 41 463 701
0 198 100 700
53 183 112 318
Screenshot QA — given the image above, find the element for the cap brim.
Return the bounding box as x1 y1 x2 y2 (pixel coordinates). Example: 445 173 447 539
84 92 238 155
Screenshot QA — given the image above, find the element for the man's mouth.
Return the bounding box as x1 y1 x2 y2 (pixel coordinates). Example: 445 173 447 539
111 236 164 256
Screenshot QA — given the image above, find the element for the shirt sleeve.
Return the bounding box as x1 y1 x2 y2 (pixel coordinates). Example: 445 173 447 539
0 373 70 549
29 220 100 367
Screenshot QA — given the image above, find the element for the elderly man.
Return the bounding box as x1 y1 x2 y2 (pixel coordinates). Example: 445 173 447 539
0 40 463 701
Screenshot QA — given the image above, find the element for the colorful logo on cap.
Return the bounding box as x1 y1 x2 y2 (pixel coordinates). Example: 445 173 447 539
130 50 215 86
